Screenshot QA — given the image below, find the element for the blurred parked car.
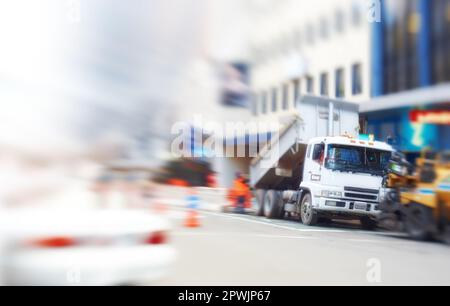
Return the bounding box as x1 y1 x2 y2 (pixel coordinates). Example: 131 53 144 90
0 209 176 286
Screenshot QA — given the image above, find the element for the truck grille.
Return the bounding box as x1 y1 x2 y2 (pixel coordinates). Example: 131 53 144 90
344 187 379 194
344 187 379 202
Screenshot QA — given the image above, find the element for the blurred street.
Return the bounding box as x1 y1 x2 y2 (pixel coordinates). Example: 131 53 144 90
1 0 450 287
160 208 450 286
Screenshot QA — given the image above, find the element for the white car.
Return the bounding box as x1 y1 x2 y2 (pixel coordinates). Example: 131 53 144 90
0 209 176 286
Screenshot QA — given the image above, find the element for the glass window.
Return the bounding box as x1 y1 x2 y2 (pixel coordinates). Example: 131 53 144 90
293 79 301 106
261 91 268 114
382 0 420 94
306 23 315 45
351 1 362 26
329 146 362 165
335 68 345 98
312 143 325 163
306 76 314 94
280 34 290 55
293 29 302 50
335 9 345 33
352 63 363 95
319 18 329 39
320 73 329 96
271 88 278 112
282 84 289 110
251 93 258 116
326 144 392 176
431 0 450 84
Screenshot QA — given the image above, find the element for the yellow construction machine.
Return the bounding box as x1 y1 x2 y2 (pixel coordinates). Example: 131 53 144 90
379 151 450 242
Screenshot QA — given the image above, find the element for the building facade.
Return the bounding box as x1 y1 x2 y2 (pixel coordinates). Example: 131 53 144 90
363 0 450 159
248 0 450 159
249 0 371 123
174 0 450 187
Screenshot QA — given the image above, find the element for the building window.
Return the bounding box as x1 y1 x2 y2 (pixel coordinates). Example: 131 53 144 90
382 0 420 94
271 88 278 112
335 9 345 33
282 84 289 110
306 23 315 45
280 34 290 55
352 63 363 95
335 68 345 98
431 0 450 84
293 29 302 50
269 41 278 57
351 1 363 26
320 73 329 96
306 76 314 94
319 18 329 39
261 91 268 114
251 93 258 116
293 79 301 106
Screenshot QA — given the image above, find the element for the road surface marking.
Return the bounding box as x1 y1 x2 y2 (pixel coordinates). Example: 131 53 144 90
169 208 409 242
252 234 319 240
346 238 385 244
204 211 348 234
171 231 430 248
172 231 319 240
201 211 410 237
172 231 395 245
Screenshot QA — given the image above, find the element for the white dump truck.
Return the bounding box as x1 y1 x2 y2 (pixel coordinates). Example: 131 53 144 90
251 95 394 229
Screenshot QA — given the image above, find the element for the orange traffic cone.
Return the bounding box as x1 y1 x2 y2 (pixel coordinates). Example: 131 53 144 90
184 210 201 228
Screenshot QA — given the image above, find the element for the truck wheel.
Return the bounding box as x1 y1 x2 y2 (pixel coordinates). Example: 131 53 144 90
300 193 317 226
360 217 377 231
254 189 266 216
379 190 401 213
264 190 282 219
444 227 450 245
405 203 435 241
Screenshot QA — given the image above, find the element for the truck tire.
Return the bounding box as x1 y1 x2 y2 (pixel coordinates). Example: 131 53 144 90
300 193 318 226
405 203 435 241
444 227 450 245
255 189 266 217
264 190 283 219
360 217 377 231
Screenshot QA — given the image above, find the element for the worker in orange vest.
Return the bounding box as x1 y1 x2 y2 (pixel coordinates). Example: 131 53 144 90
228 173 251 214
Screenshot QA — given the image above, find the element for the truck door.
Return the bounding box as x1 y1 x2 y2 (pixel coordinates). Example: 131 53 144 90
304 142 325 184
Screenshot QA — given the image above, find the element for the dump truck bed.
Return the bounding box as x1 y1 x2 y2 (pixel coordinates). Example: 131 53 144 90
250 95 360 189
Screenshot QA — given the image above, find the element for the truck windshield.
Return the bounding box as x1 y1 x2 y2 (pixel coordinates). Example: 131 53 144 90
325 144 391 176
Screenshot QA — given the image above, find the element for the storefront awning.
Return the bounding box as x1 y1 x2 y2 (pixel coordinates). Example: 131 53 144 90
360 83 450 113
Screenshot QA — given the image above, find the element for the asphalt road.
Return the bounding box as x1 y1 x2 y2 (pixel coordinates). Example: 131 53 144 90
159 210 450 286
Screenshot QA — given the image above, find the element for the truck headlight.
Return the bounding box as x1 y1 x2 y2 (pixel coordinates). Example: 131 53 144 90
321 190 342 198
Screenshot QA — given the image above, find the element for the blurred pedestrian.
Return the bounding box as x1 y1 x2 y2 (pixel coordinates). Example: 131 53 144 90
228 173 251 214
206 171 217 188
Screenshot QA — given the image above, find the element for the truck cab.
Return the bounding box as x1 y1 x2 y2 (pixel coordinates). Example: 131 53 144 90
250 96 395 230
299 136 393 227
